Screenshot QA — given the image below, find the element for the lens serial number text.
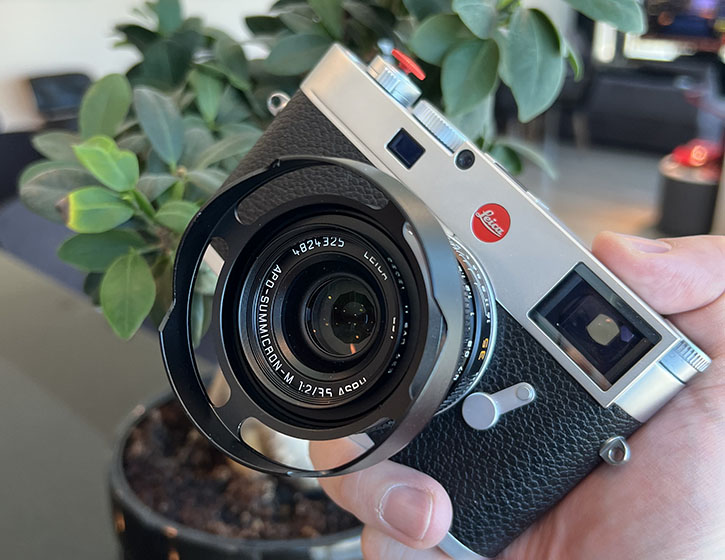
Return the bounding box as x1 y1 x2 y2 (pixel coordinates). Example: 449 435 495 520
291 236 346 256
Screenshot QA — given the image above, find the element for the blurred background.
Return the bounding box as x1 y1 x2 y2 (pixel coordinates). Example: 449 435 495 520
1 0 724 558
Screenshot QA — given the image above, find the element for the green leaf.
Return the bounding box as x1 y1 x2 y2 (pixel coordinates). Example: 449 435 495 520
100 251 156 340
127 39 192 90
18 160 84 187
442 39 498 115
492 28 511 86
19 166 94 222
132 189 156 218
83 272 103 306
189 69 223 124
170 27 203 55
186 168 228 195
409 14 474 65
117 133 150 154
154 0 183 35
194 262 218 296
190 293 213 348
73 136 139 192
192 129 262 170
272 0 309 7
497 138 557 179
344 1 396 37
504 8 565 122
489 143 522 175
181 126 215 168
245 15 287 35
115 24 158 51
146 150 168 174
309 0 344 39
155 200 199 233
137 173 178 201
61 187 134 233
149 255 173 325
217 86 251 124
133 86 184 166
57 231 148 272
214 37 251 91
218 122 260 137
449 93 496 143
279 11 327 35
564 0 646 34
79 74 132 140
265 34 332 76
403 0 452 20
32 131 80 161
564 38 584 81
453 0 497 39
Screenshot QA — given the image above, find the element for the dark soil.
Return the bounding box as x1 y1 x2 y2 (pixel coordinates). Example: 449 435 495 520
123 400 360 540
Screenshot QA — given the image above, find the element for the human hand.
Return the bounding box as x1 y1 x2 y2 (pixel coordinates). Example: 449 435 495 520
310 232 725 560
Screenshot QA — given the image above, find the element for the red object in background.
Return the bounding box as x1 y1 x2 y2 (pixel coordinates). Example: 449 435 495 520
392 49 426 81
671 139 723 167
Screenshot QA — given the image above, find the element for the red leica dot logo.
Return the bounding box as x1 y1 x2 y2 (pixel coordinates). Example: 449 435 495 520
472 203 510 243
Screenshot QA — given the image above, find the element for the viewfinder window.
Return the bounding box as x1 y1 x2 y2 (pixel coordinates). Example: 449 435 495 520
387 129 425 169
530 263 661 390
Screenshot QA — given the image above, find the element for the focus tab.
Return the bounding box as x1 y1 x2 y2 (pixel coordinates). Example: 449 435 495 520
392 49 426 81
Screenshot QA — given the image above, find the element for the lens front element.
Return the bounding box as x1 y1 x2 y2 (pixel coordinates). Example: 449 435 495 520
306 276 378 358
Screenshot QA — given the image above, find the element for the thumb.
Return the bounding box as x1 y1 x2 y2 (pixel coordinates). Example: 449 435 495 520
592 232 725 316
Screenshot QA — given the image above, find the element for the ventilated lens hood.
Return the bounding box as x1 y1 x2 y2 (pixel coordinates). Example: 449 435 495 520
160 156 464 477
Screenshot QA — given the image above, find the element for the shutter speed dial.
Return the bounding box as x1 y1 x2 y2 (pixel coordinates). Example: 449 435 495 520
366 51 466 153
413 101 467 153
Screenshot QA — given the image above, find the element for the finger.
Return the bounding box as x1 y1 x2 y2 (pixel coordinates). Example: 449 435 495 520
591 232 725 315
592 232 725 356
309 439 453 549
669 298 725 359
361 526 453 560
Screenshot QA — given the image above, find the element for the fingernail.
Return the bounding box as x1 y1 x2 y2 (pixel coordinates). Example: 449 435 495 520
618 234 672 254
379 485 433 541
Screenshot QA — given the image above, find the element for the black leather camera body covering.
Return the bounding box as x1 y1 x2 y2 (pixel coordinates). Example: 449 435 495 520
222 91 642 558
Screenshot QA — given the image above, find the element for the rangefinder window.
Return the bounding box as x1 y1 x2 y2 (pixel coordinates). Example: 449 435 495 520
531 263 661 390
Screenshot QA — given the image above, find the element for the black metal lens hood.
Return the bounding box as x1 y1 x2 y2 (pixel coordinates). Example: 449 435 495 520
160 156 464 477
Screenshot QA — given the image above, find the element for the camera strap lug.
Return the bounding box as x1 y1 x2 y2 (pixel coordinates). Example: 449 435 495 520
461 383 536 431
599 436 632 466
267 92 290 117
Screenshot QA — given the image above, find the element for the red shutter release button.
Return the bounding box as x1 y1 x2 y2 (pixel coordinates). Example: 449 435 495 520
392 49 426 81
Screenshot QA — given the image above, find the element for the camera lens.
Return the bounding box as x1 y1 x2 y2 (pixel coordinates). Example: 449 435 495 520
305 276 378 358
237 219 415 410
231 208 495 421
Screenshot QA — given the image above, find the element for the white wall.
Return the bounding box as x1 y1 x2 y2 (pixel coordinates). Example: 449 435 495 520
0 0 274 132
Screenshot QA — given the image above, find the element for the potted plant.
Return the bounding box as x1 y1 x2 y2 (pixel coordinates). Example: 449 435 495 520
17 0 645 557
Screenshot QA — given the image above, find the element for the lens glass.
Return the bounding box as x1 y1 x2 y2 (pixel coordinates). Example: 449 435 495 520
306 276 377 358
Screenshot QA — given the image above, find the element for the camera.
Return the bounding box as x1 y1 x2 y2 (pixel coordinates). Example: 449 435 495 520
160 45 711 558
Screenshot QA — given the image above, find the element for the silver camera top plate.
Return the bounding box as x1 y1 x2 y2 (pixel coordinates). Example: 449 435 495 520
300 45 709 421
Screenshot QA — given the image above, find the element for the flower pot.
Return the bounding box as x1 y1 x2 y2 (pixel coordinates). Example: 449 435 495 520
109 392 362 560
